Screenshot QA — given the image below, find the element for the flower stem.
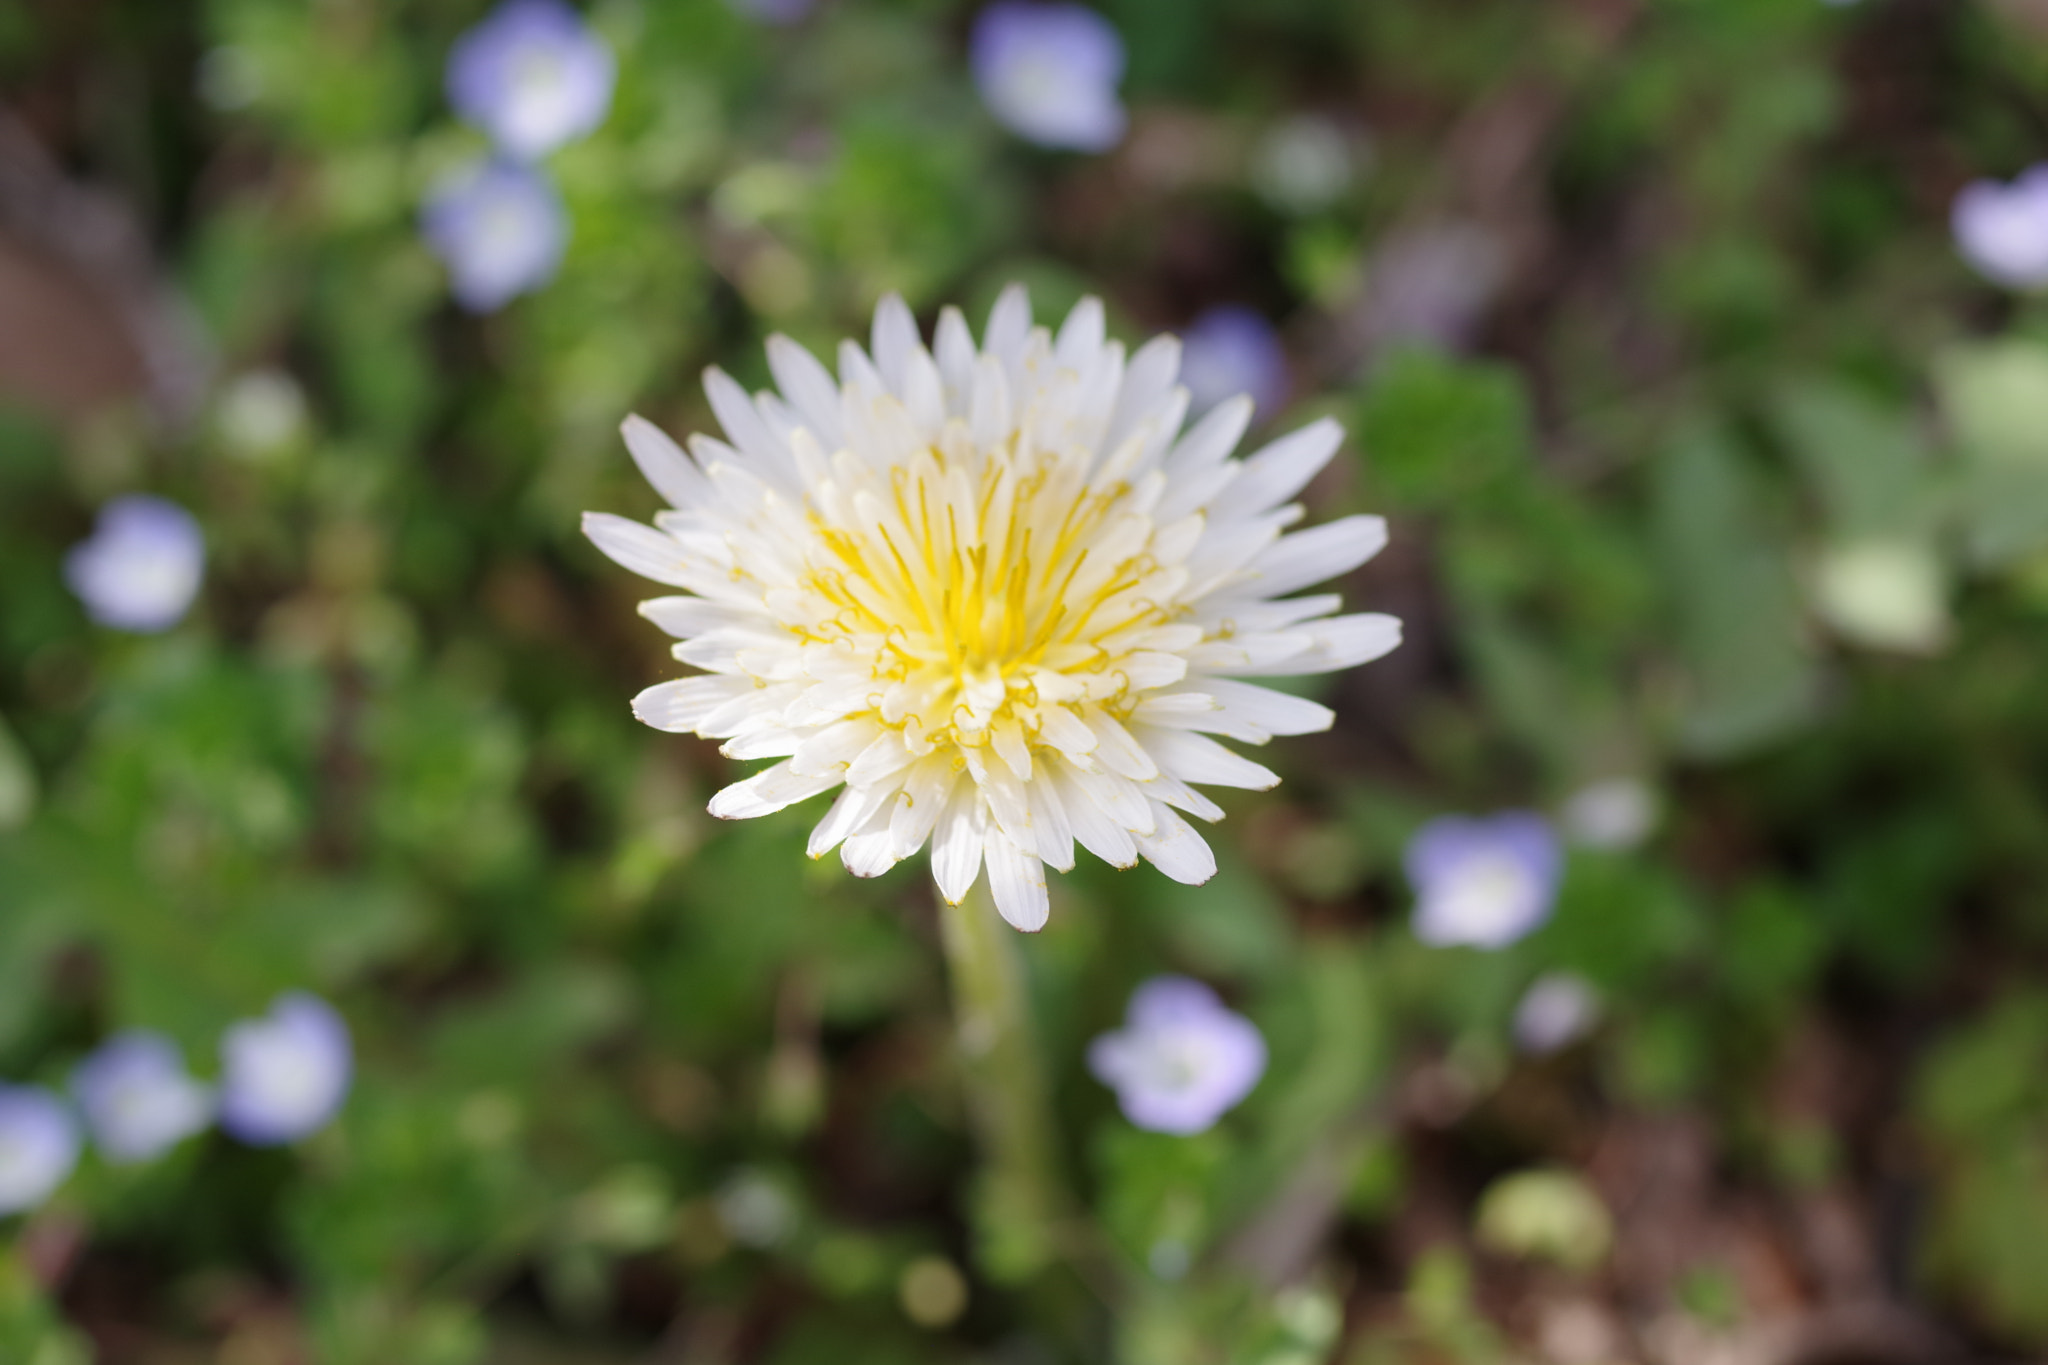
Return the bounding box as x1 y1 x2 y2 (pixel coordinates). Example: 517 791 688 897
938 879 1068 1283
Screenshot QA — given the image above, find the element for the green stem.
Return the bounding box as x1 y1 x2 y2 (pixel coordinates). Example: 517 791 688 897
938 879 1068 1283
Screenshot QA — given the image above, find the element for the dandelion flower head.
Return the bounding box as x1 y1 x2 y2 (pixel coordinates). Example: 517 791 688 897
585 288 1400 931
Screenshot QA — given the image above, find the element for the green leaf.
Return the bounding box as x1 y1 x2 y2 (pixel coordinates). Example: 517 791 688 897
1356 349 1531 510
1652 421 1818 754
1934 340 2048 567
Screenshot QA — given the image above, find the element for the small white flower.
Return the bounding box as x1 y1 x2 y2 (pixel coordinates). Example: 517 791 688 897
1952 167 2048 290
218 993 352 1146
65 495 206 633
216 369 309 462
971 3 1128 152
1559 778 1657 851
1810 538 1950 654
1514 973 1600 1055
585 287 1400 931
71 1032 214 1164
0 1085 79 1216
1251 115 1357 215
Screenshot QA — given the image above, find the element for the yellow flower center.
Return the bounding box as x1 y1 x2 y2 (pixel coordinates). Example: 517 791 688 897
791 430 1193 762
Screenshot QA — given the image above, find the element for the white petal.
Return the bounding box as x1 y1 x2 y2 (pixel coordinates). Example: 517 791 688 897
986 833 1050 932
790 718 879 777
1228 417 1343 516
888 756 960 859
1025 770 1076 872
1137 726 1281 790
871 293 921 393
766 335 844 447
1050 760 1139 868
582 513 698 588
1032 704 1098 759
1114 650 1190 692
930 795 985 904
637 596 756 639
631 675 755 733
1164 396 1253 475
934 306 977 414
707 761 843 819
1220 613 1403 677
1083 709 1161 782
969 355 1013 452
1104 334 1181 451
622 415 711 510
984 284 1032 366
1246 515 1388 597
721 728 803 760
1149 772 1226 823
1133 678 1334 740
841 825 903 877
808 781 896 858
978 761 1039 860
846 729 919 786
703 367 787 469
1134 806 1217 885
1054 296 1105 374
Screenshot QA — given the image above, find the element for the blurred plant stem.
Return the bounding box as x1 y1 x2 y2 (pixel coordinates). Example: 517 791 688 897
938 880 1070 1285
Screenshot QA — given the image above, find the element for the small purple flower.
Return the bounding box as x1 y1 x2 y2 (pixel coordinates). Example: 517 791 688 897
1513 973 1599 1055
1407 812 1562 949
218 993 352 1146
970 3 1127 153
1952 167 2048 289
1178 305 1289 417
71 1032 213 1164
1089 977 1266 1135
0 1085 79 1216
422 159 568 312
65 495 206 633
447 0 616 161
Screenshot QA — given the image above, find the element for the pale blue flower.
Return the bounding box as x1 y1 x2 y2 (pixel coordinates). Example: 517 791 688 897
71 1032 214 1164
0 1085 79 1216
1178 305 1289 417
64 495 205 633
1407 812 1562 949
448 0 615 161
1089 977 1266 1135
1952 166 2048 289
971 2 1127 152
422 159 568 312
218 993 352 1146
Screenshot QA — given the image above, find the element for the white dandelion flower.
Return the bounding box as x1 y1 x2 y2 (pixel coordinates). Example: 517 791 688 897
584 287 1401 931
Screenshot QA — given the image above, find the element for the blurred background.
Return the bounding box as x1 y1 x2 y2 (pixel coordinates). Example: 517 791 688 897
5 0 2048 1361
